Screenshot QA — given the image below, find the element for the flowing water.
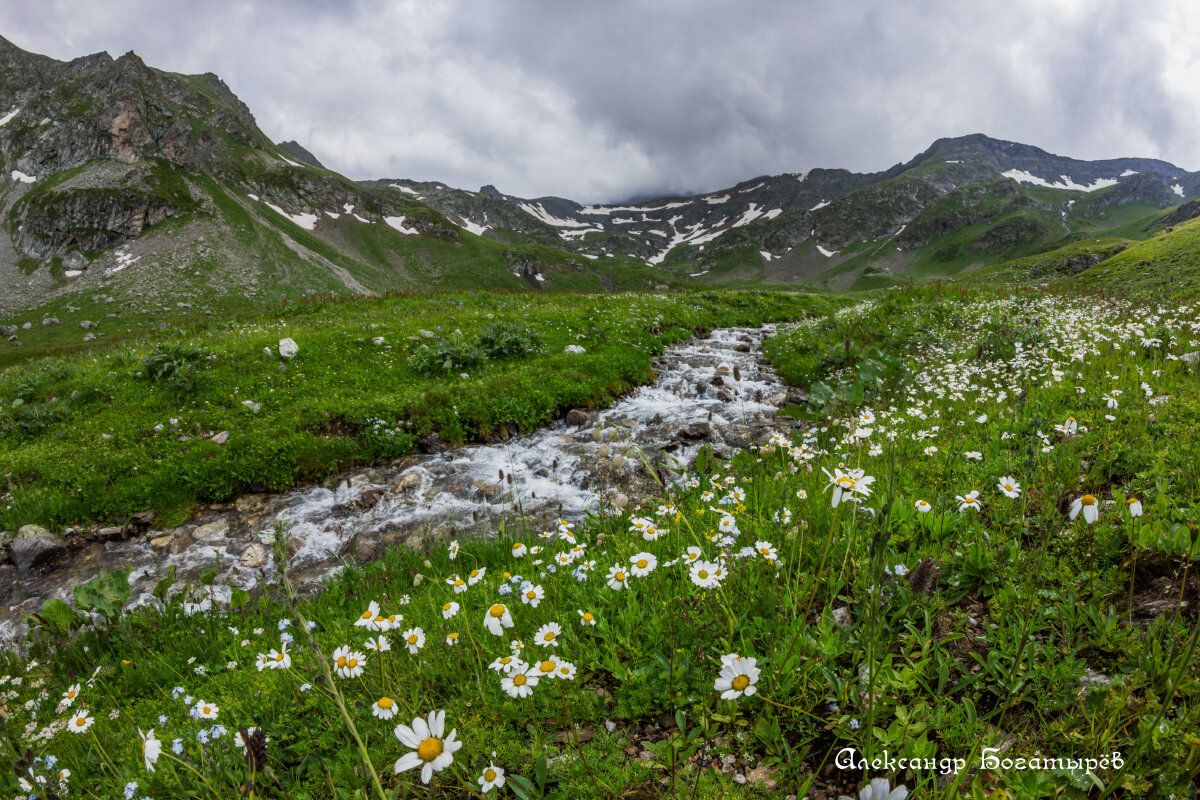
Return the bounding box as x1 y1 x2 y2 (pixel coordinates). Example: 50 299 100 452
1 325 803 642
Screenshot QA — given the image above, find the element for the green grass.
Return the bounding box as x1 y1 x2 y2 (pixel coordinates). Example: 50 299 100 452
1077 215 1200 298
3 285 1197 798
0 289 840 531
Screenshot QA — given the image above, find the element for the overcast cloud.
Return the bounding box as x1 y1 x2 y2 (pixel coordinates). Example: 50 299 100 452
3 0 1198 203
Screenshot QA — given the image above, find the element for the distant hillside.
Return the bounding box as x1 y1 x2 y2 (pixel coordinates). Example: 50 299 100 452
3 33 1199 364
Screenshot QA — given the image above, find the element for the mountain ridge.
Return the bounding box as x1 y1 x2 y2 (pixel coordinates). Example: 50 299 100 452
2 34 1199 361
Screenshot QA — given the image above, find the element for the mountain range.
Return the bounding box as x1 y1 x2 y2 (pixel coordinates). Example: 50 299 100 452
2 34 1198 360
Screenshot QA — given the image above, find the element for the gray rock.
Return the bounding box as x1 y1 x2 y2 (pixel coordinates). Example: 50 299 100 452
830 606 852 630
80 320 97 329
210 430 230 445
42 317 60 326
240 543 269 569
192 520 230 543
278 338 298 359
9 524 69 572
83 333 95 341
565 408 589 427
241 400 261 413
1182 351 1199 366
22 322 32 330
372 336 386 345
418 432 446 453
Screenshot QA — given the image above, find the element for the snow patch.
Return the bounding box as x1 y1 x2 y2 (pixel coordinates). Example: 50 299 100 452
945 160 961 164
1120 169 1138 177
265 202 318 230
759 250 773 262
810 200 830 211
64 270 82 278
705 195 730 204
105 248 141 277
324 210 341 219
763 208 782 220
384 216 420 235
732 204 766 228
456 217 488 236
519 202 595 228
278 154 306 169
690 270 710 277
247 193 259 201
389 183 420 196
1172 183 1185 198
577 201 690 215
739 182 765 193
11 170 37 183
817 245 838 257
1001 169 1118 192
0 107 18 127
581 254 598 260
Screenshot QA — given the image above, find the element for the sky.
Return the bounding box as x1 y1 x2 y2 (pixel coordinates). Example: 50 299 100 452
3 0 1199 204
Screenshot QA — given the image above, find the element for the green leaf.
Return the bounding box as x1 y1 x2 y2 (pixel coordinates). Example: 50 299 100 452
39 597 78 634
198 555 221 586
231 588 250 609
72 568 132 620
152 565 176 600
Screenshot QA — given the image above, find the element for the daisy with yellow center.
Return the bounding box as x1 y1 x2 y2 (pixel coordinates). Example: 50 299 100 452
501 666 540 698
577 610 596 626
714 655 760 700
1069 493 1100 523
914 499 932 513
690 560 722 589
956 491 981 512
629 552 657 577
521 585 545 607
400 628 426 654
68 710 94 733
393 710 463 784
483 603 514 636
354 600 381 628
479 762 507 792
606 565 628 590
442 601 459 619
373 696 398 720
534 622 562 648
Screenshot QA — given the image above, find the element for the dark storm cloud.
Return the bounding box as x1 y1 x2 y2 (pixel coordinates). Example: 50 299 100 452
2 0 1196 202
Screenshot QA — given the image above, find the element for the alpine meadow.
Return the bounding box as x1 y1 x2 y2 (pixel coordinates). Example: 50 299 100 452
1 9 1200 800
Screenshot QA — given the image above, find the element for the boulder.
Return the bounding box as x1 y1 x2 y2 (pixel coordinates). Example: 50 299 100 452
417 432 446 454
565 408 589 427
80 320 97 329
240 543 269 569
210 430 230 445
192 520 230 543
1182 351 1199 366
9 524 68 572
42 317 60 326
278 338 299 359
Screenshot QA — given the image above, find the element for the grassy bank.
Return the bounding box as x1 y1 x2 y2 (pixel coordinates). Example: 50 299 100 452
0 289 840 532
2 285 1197 798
